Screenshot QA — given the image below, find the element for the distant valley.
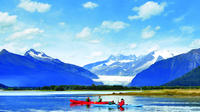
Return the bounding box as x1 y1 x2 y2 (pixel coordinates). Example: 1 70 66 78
84 50 173 85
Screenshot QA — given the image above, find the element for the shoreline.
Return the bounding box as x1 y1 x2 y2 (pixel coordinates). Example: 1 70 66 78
2 89 200 98
1 89 138 92
93 89 200 98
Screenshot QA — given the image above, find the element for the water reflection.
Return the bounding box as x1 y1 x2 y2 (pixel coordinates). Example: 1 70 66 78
0 91 200 112
70 103 126 111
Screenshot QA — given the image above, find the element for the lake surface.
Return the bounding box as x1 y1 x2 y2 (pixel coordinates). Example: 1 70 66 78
0 91 200 112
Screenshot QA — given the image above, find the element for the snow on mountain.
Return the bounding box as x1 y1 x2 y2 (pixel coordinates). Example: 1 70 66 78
24 49 61 63
130 48 200 86
25 49 52 59
153 50 174 59
84 50 174 85
0 49 98 87
135 50 174 72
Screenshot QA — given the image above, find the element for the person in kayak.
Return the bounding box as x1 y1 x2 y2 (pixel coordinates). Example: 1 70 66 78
98 96 102 102
86 97 91 102
118 98 125 107
108 100 115 105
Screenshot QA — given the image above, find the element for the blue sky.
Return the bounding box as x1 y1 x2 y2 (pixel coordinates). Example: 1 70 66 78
0 0 200 66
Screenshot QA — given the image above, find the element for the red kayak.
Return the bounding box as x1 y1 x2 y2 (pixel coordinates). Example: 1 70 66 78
70 99 110 105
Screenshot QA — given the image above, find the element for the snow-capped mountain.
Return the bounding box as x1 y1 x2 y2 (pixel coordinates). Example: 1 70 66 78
84 50 173 85
25 49 61 63
0 49 98 87
130 48 200 86
84 50 173 76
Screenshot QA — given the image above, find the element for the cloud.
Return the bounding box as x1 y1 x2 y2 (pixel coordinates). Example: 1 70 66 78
85 51 104 62
76 27 91 38
58 22 66 26
0 11 17 32
131 36 186 56
147 45 160 52
90 51 103 57
83 2 98 9
164 10 174 16
90 40 101 44
155 26 161 30
190 39 200 48
128 1 166 20
180 26 194 34
141 25 160 39
33 43 42 48
94 21 129 33
18 0 51 13
76 21 129 39
0 42 28 53
7 28 44 40
130 43 137 49
173 15 185 22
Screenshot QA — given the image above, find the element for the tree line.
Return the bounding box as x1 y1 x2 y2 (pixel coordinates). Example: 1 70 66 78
4 84 200 91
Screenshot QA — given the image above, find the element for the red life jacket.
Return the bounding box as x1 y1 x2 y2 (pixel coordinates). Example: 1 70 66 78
118 100 125 107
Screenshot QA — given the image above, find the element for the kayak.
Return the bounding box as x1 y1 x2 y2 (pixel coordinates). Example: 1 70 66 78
70 99 110 105
93 104 143 108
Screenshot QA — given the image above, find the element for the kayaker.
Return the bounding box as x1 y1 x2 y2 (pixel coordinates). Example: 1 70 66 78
86 97 91 102
98 96 102 102
108 100 115 105
118 98 125 107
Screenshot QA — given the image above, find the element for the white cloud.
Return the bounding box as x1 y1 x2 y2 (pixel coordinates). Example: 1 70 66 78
33 43 42 48
190 39 200 48
0 42 28 53
18 0 51 13
128 1 166 20
58 22 66 26
7 28 44 40
164 10 174 16
173 15 185 22
0 43 16 51
130 43 137 49
180 26 194 34
83 2 98 9
0 11 17 32
76 21 129 39
94 21 129 33
155 26 161 30
141 25 160 39
90 51 103 57
76 27 91 38
147 45 160 52
90 40 101 44
102 21 129 31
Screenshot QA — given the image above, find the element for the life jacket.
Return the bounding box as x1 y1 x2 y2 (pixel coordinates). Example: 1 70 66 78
98 98 102 102
86 98 91 102
118 100 125 107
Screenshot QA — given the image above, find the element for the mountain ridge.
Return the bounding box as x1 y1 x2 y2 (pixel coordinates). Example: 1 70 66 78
164 68 200 86
84 50 173 76
0 49 98 87
0 83 7 88
130 48 200 87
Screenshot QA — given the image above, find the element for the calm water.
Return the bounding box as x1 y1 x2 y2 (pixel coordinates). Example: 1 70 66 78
0 91 200 112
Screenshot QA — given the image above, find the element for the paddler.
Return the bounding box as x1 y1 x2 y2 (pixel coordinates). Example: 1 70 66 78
86 97 91 102
108 100 115 105
118 98 125 107
97 96 102 102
